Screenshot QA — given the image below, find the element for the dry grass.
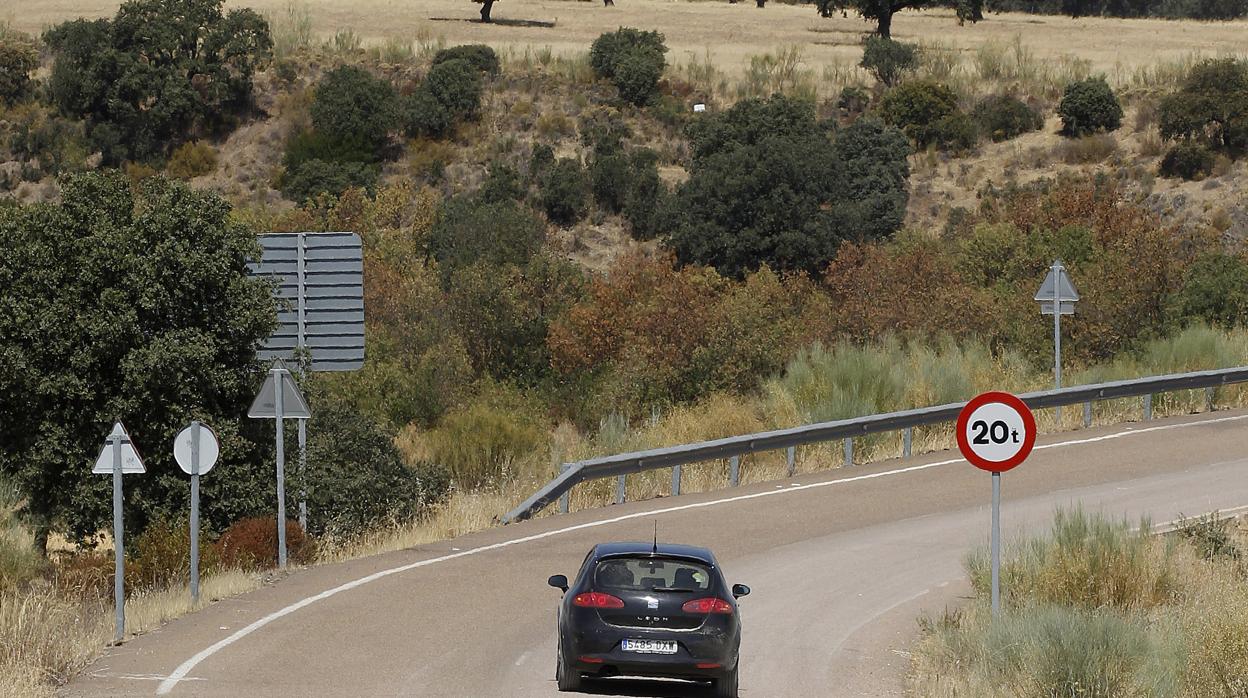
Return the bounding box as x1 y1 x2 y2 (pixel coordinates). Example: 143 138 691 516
124 569 263 636
911 511 1248 698
0 586 109 698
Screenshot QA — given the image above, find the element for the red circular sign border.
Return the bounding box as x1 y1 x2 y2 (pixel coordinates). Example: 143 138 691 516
955 391 1037 473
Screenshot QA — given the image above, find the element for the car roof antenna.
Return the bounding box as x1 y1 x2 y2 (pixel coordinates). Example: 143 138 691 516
652 520 658 555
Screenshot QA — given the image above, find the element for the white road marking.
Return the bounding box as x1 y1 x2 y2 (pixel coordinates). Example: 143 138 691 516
155 412 1248 694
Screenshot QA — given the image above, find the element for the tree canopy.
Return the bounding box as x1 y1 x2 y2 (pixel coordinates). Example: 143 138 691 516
668 96 909 277
816 0 983 37
0 173 277 548
43 0 271 163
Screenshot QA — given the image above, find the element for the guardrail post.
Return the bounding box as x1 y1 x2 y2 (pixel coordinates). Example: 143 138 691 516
786 446 796 477
1143 394 1153 421
1083 401 1092 428
671 464 682 497
903 428 912 458
558 463 570 514
1206 387 1215 412
843 438 853 466
729 456 740 487
615 475 626 505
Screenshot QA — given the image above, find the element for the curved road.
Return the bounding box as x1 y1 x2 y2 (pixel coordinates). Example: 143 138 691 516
68 410 1248 697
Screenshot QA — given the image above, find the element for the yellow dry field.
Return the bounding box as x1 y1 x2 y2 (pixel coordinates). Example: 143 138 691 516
10 0 1248 77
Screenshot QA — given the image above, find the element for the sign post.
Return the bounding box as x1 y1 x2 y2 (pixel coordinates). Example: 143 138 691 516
92 422 146 644
248 360 311 570
1034 260 1079 421
174 421 220 603
956 392 1036 616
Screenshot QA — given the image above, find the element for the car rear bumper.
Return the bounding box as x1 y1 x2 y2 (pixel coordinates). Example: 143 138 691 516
565 623 737 681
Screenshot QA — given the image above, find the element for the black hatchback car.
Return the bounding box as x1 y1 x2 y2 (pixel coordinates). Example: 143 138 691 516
548 542 749 697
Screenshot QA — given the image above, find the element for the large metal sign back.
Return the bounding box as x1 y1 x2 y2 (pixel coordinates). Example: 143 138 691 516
248 232 365 371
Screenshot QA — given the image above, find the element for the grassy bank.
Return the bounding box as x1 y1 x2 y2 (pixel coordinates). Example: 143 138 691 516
910 508 1248 697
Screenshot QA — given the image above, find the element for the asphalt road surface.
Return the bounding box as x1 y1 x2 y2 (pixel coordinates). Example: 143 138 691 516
67 409 1248 698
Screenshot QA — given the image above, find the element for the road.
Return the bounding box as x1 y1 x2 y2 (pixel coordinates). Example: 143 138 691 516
67 409 1248 697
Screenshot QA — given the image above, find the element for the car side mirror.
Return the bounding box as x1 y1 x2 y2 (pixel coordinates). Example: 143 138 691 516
731 583 750 599
548 574 569 592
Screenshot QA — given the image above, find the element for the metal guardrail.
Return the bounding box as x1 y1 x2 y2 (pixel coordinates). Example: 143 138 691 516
502 367 1248 524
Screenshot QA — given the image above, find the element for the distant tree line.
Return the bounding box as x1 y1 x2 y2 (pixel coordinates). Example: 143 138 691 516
987 0 1247 20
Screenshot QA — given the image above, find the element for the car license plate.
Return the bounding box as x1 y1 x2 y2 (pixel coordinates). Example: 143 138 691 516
621 639 678 654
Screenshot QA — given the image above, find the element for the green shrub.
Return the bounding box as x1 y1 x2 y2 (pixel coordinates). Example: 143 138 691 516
589 28 666 80
579 108 633 153
166 141 218 180
217 517 314 571
1170 253 1248 328
423 58 483 120
283 129 376 169
432 44 500 75
305 401 450 538
1058 77 1123 136
539 157 590 226
1158 142 1214 180
281 158 379 203
1157 58 1248 154
589 28 667 106
972 94 1043 142
403 88 453 138
6 104 91 176
310 65 401 154
837 85 870 118
479 162 525 203
880 79 976 150
529 143 555 180
44 1 271 163
831 117 912 239
429 196 546 277
127 517 220 591
622 149 668 240
612 46 665 106
589 150 630 212
0 37 38 105
425 396 546 488
1173 512 1242 562
859 37 918 87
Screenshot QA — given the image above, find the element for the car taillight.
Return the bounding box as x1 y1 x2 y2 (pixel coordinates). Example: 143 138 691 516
681 597 734 614
572 591 625 609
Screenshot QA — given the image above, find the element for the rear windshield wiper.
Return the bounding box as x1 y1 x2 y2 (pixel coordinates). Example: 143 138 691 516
649 587 696 593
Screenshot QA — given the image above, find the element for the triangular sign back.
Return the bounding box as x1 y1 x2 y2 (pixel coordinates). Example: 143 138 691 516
1034 267 1080 302
248 370 311 419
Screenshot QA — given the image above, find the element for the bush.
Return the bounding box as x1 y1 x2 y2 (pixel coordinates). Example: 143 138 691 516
622 149 668 240
432 44 500 75
1158 58 1248 154
672 95 908 276
217 517 314 571
539 157 590 226
310 65 401 154
424 395 546 488
1056 133 1119 163
127 518 220 591
43 1 271 163
1158 142 1214 180
428 196 546 277
589 150 630 212
880 79 976 150
1058 77 1123 136
612 46 665 106
403 88 453 139
0 37 38 105
972 94 1043 142
837 85 870 119
529 143 555 180
281 158 379 203
590 28 666 80
479 162 525 203
305 401 450 538
423 59 483 120
830 117 912 240
859 37 918 88
165 141 219 180
589 28 667 107
1170 253 1248 328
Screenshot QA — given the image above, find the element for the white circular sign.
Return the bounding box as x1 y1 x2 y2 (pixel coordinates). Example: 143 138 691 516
174 424 220 475
956 392 1036 473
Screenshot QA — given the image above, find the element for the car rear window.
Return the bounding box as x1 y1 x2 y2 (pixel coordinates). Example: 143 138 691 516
594 557 713 592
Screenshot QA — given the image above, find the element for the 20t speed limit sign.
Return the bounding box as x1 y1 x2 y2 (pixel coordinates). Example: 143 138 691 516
956 391 1037 472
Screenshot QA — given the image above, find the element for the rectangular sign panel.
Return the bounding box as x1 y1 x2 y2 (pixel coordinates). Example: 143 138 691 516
248 233 365 372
